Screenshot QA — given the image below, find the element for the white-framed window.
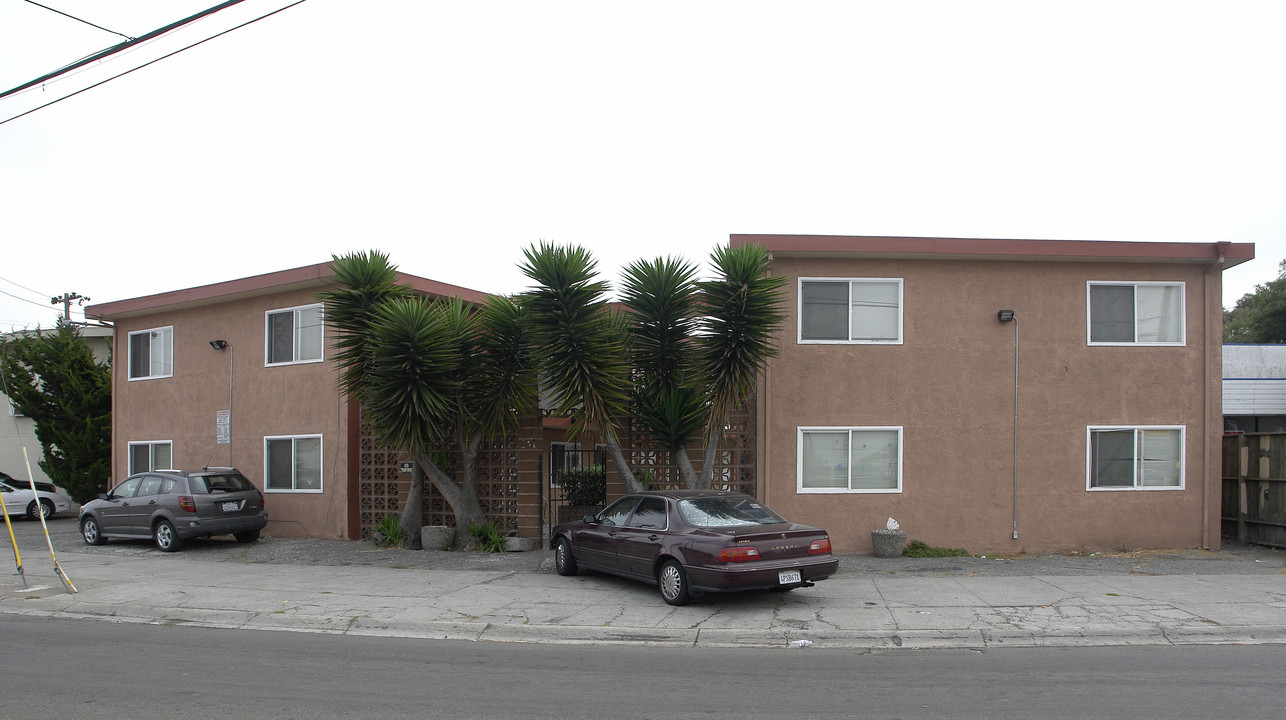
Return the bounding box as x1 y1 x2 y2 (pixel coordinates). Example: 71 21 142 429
1086 426 1184 490
799 278 903 344
1087 282 1184 345
265 434 323 492
128 326 173 380
798 426 902 493
266 304 324 366
128 441 172 475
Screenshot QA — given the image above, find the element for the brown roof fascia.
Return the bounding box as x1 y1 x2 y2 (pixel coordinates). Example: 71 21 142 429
730 234 1255 268
85 261 492 321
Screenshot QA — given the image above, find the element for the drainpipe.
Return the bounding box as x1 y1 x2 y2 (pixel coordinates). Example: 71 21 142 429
1203 244 1227 549
997 310 1019 540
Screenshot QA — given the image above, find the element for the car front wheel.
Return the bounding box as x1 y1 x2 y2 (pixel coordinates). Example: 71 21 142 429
81 516 106 545
154 519 183 552
554 537 578 576
658 559 691 606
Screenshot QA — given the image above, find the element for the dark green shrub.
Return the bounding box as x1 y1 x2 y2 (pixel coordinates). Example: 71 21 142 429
560 465 606 506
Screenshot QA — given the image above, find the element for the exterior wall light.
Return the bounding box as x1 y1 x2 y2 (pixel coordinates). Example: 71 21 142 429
210 339 229 350
997 310 1015 323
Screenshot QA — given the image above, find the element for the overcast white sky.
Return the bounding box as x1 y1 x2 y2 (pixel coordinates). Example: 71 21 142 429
2 0 1283 331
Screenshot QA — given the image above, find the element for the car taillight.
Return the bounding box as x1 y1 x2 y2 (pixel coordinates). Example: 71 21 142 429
717 546 761 563
178 496 196 512
257 490 264 508
808 538 832 555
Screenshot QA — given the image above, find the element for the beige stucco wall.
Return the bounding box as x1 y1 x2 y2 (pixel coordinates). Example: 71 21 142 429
108 288 349 539
759 255 1224 555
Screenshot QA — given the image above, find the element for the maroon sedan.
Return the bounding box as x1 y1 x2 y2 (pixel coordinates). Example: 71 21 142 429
551 490 839 605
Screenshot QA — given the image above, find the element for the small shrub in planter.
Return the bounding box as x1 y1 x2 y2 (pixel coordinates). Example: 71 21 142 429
560 465 606 506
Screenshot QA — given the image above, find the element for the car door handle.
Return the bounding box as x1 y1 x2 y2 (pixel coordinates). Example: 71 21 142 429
648 535 659 541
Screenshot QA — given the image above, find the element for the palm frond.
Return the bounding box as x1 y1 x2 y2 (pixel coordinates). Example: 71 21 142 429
316 250 412 402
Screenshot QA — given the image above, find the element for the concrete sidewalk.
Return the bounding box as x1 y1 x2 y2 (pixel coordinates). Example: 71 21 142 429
2 533 1284 649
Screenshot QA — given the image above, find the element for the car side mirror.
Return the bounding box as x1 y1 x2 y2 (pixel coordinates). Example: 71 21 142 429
582 514 598 524
99 493 110 501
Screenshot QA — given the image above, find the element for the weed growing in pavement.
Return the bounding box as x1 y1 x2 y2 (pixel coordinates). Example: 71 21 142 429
468 521 506 553
903 539 971 558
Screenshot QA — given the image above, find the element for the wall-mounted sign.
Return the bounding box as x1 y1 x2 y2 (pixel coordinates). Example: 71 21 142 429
399 462 414 473
216 410 231 445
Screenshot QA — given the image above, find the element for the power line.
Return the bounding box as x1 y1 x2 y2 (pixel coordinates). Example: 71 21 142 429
1 0 308 126
0 287 55 311
1 0 249 101
0 274 51 299
23 1 134 41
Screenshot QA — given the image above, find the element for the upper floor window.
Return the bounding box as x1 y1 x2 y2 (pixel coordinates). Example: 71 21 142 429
798 426 902 493
266 304 323 366
128 440 172 474
799 278 902 344
1087 426 1184 490
1087 282 1184 345
128 327 173 380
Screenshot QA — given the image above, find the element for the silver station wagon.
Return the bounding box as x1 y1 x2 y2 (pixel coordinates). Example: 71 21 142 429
79 468 268 552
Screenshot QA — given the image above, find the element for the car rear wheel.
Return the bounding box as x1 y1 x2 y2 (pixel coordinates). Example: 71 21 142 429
154 519 183 552
554 537 578 576
234 529 260 543
26 500 52 521
81 516 106 545
658 559 691 606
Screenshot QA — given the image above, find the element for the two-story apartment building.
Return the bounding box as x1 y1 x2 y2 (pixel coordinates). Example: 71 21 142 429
86 263 489 540
739 234 1254 554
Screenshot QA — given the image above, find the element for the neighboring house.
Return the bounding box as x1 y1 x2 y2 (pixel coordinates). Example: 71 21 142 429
85 263 490 540
734 234 1254 555
1223 344 1286 432
1 325 113 489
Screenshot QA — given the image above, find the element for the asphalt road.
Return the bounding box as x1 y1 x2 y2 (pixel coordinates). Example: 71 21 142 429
0 614 1282 720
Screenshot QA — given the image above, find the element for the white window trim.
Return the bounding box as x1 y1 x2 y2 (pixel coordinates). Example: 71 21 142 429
127 326 174 381
1086 281 1186 347
265 304 325 367
264 434 324 493
798 277 904 345
127 440 173 475
1085 425 1185 491
797 425 903 494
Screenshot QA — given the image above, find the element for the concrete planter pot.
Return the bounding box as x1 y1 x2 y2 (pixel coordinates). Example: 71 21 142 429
421 525 454 551
871 529 907 558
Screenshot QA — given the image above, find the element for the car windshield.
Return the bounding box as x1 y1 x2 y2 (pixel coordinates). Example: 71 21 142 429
190 473 254 494
678 496 787 528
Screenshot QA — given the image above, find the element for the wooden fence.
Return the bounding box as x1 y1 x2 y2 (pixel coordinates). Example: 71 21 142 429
1222 432 1286 549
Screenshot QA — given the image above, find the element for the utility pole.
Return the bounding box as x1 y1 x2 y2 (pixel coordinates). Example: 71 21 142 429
50 292 89 323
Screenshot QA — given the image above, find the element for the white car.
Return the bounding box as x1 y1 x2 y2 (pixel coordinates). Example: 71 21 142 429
0 479 74 520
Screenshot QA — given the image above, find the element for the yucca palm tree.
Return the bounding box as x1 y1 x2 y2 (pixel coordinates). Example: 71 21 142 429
692 244 787 488
620 256 707 485
320 252 537 546
524 242 785 491
519 242 645 493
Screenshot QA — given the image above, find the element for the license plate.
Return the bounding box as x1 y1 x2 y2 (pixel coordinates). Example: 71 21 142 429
778 570 802 584
221 501 240 512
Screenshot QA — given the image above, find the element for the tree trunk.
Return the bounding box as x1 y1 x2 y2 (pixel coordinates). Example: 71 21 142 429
674 447 699 488
599 418 645 494
697 422 722 490
398 462 425 549
414 451 489 549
